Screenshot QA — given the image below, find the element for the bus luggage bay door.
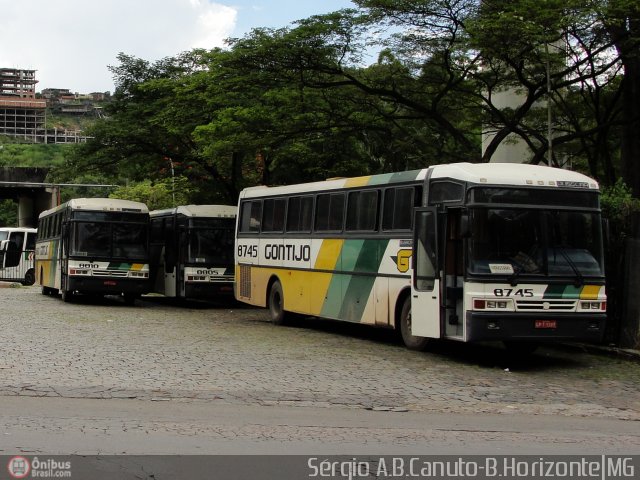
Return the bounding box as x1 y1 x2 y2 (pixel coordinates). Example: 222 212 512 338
411 208 441 338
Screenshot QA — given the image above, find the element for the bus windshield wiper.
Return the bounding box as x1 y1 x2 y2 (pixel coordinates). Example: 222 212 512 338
509 264 524 287
555 246 584 287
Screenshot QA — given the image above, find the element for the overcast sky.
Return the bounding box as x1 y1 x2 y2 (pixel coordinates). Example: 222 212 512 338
0 0 354 93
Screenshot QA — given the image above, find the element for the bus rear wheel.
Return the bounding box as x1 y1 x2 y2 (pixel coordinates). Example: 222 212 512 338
268 280 289 325
23 269 35 286
399 297 430 351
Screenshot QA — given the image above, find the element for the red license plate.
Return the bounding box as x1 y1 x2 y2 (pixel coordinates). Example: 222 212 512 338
535 320 557 329
104 280 117 286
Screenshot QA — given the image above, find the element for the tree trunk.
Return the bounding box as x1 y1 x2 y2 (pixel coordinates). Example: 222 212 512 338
620 54 640 197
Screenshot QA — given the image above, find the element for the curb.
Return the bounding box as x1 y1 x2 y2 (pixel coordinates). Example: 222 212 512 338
558 342 640 362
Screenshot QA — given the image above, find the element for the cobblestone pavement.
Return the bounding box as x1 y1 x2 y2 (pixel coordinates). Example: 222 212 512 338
1 286 639 422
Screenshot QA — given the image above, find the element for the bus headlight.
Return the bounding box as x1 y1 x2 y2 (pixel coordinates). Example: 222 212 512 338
69 268 90 276
187 275 208 282
472 298 515 311
129 271 149 278
579 300 606 311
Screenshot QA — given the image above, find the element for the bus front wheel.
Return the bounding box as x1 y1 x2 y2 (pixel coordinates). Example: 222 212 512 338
268 280 288 325
123 293 139 305
61 277 74 303
61 288 75 303
399 297 430 351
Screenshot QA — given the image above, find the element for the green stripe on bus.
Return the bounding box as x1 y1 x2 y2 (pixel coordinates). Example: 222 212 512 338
107 262 133 270
367 170 422 186
321 275 344 319
322 239 388 322
339 274 376 321
339 240 381 321
543 285 582 299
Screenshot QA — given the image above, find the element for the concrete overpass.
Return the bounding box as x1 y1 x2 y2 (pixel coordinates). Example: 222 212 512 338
0 167 59 227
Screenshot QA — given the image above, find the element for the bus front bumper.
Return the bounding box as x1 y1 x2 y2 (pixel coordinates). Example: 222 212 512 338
68 276 149 295
185 281 235 299
466 312 607 343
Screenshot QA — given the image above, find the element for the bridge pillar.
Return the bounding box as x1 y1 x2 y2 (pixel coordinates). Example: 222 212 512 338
18 196 35 227
17 187 59 228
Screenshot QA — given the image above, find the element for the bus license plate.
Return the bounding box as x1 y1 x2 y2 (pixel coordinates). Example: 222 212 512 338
535 320 557 329
104 280 117 286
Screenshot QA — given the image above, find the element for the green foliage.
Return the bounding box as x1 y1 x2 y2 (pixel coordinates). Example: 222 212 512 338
601 179 640 229
0 200 18 227
109 176 196 211
0 141 72 167
55 0 639 201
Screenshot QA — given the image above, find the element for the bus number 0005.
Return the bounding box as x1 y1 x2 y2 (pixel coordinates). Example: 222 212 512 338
493 288 534 297
237 245 258 258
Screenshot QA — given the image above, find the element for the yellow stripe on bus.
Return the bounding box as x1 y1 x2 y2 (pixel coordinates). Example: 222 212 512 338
344 176 371 188
314 239 343 270
580 285 602 300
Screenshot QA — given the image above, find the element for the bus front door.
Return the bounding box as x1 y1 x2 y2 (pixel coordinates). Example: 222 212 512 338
411 208 441 338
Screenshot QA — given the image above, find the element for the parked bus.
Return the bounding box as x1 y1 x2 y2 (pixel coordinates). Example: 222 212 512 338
0 227 37 285
36 198 150 303
149 205 236 300
234 162 607 351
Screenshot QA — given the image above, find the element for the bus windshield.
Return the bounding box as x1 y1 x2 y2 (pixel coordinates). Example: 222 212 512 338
72 221 148 259
467 208 604 279
187 218 235 266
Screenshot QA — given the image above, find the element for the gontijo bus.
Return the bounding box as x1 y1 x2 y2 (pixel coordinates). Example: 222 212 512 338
149 205 236 299
234 162 606 350
36 198 150 303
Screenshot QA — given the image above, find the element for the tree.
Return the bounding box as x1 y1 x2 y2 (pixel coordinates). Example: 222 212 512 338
66 1 638 198
600 0 640 195
67 51 237 203
109 177 195 210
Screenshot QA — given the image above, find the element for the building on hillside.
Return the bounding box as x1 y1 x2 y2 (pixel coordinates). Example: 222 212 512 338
40 88 72 100
0 68 47 142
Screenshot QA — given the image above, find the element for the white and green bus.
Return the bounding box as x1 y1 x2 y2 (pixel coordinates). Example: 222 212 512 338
234 163 607 351
149 205 236 299
36 198 150 303
0 227 37 285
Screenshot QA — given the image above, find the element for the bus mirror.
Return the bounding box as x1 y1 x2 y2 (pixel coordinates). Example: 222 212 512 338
0 240 8 251
460 214 471 238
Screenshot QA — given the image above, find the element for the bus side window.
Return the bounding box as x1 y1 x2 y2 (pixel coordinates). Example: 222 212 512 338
240 201 262 233
150 218 164 272
165 218 176 272
39 218 46 240
383 187 415 231
346 190 378 232
26 232 36 251
429 181 464 204
286 196 313 232
262 198 286 232
5 232 24 268
150 218 163 243
315 193 345 232
415 211 437 291
53 213 61 237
